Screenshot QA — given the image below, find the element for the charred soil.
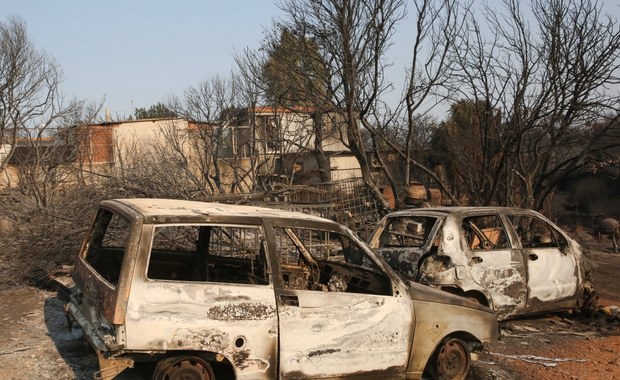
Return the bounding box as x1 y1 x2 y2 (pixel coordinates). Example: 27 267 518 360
0 248 618 379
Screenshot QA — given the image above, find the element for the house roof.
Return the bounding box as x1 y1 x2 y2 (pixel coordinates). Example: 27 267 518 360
251 106 315 114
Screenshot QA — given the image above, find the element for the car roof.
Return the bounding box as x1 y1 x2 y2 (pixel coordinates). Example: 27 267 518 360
385 206 540 217
102 198 334 225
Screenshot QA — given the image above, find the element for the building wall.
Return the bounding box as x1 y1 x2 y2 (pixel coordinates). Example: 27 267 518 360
218 158 255 193
0 144 11 166
87 127 114 163
0 165 19 188
113 119 190 162
281 153 361 185
330 155 362 181
254 109 350 155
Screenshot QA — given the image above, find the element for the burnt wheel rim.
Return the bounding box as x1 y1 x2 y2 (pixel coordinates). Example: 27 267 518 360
436 339 470 379
156 357 214 380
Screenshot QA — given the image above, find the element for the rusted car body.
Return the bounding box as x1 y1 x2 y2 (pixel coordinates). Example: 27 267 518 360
368 207 594 320
66 199 498 380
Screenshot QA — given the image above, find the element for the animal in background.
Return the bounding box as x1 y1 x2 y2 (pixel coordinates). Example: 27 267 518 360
596 218 619 253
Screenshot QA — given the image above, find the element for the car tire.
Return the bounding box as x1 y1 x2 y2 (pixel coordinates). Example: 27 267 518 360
426 337 471 380
152 356 215 380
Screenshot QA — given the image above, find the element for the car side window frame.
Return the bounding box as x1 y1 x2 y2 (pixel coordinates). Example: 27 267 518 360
83 208 132 287
507 213 568 250
461 214 512 252
144 223 270 286
377 215 439 249
271 225 394 296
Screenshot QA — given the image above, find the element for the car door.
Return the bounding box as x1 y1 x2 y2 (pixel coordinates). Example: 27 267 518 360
126 223 279 378
507 213 579 307
462 213 527 317
266 222 413 379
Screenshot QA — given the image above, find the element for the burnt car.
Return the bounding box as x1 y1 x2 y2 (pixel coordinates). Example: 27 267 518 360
368 207 595 320
66 199 498 380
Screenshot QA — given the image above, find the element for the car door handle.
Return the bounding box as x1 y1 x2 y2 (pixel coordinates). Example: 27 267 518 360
529 254 538 261
280 295 299 307
471 256 483 264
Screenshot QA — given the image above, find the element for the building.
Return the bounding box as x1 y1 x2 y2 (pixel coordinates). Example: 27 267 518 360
231 106 362 186
0 107 362 193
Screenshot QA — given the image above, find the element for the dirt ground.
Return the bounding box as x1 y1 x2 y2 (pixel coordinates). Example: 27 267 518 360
0 246 618 379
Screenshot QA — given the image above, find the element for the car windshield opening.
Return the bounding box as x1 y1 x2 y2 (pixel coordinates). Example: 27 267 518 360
378 216 438 249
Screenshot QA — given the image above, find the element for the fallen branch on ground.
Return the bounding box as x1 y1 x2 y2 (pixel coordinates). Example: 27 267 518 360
0 347 31 355
490 353 586 367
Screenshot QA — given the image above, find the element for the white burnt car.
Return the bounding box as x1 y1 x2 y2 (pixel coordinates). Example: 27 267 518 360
368 207 595 320
66 199 498 380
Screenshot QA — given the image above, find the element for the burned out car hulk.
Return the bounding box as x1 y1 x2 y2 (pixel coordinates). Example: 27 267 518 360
368 207 596 321
66 199 498 380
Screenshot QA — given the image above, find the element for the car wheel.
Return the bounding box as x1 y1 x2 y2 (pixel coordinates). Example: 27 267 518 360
429 338 471 380
152 356 215 380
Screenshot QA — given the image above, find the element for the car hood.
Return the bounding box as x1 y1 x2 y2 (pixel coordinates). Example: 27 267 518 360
408 281 494 314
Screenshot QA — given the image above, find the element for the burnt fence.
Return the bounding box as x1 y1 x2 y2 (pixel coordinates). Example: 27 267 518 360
242 178 386 241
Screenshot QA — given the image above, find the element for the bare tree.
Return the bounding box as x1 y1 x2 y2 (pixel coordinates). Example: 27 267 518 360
259 1 467 209
274 0 406 193
166 73 285 195
360 0 467 208
402 0 466 183
430 100 504 206
168 77 234 194
0 16 89 208
15 99 103 209
236 28 335 185
444 0 620 209
0 17 79 172
0 17 109 286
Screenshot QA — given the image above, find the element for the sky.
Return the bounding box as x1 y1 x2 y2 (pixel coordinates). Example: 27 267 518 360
8 1 616 123
0 1 285 119
0 1 466 121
